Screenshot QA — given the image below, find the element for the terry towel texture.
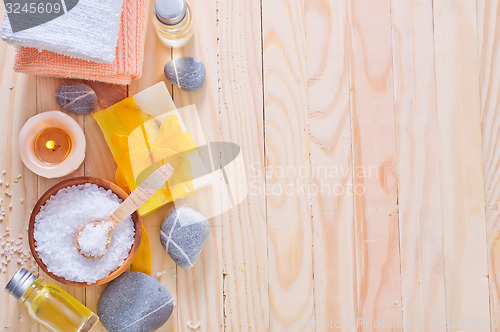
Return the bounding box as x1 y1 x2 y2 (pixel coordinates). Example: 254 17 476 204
13 0 149 85
1 0 124 63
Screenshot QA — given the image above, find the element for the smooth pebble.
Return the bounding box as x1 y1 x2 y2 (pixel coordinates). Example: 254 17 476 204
160 206 210 269
164 57 206 92
55 82 97 114
98 272 174 332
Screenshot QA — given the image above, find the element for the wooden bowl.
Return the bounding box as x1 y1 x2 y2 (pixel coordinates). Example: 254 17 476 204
28 177 142 287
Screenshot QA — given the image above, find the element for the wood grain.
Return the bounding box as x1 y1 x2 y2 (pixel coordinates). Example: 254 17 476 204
390 0 447 330
83 81 127 182
348 0 403 329
0 40 39 331
433 0 490 330
305 0 357 331
1 0 500 330
477 0 500 326
217 0 269 330
172 0 224 331
262 0 315 330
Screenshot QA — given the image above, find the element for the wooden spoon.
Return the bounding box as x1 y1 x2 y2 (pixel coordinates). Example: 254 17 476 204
75 164 174 258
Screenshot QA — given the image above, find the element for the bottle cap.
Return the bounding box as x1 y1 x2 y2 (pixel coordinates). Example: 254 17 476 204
155 0 187 25
5 268 37 300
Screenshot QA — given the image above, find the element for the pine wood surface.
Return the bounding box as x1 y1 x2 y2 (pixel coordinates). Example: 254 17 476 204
0 0 499 331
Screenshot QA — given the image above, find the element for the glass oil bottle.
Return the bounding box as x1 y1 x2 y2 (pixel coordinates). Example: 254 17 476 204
5 268 98 332
153 0 194 47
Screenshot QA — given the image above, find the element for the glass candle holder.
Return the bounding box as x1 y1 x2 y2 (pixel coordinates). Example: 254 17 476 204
18 111 86 179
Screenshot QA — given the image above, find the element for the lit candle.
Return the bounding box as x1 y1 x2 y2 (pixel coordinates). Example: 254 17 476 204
34 127 72 164
18 111 86 178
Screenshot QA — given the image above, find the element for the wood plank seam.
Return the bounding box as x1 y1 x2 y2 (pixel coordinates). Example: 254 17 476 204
302 0 318 330
262 0 315 328
430 1 452 326
259 0 271 331
390 0 449 329
432 0 491 329
388 0 405 323
476 0 499 328
348 0 404 328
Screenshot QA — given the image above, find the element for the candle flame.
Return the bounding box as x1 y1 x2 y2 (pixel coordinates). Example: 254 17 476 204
46 140 56 150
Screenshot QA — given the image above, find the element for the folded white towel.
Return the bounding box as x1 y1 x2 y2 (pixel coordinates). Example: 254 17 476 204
1 0 123 64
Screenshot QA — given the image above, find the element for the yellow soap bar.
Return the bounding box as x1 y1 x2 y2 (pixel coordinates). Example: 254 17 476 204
93 82 203 216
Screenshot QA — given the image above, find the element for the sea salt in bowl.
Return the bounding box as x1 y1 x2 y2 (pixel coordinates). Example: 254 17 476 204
28 177 142 287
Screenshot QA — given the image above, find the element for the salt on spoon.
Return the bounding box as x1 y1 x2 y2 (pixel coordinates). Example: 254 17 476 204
75 164 174 259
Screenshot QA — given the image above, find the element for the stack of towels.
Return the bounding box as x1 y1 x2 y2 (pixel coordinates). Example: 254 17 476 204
1 0 149 84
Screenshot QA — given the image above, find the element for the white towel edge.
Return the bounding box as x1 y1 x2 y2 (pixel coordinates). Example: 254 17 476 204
0 0 123 64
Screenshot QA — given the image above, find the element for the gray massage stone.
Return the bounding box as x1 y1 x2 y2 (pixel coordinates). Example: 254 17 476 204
55 82 97 114
160 207 210 269
97 272 174 332
164 57 206 92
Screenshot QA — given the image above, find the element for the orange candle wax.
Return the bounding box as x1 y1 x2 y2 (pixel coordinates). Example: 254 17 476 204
34 128 72 164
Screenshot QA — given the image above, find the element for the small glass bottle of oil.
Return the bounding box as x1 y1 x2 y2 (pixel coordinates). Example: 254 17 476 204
153 0 194 47
5 268 98 332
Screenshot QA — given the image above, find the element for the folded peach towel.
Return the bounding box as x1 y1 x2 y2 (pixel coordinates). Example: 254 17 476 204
13 0 149 85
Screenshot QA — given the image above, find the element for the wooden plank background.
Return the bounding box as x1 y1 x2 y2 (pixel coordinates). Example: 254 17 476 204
0 0 499 331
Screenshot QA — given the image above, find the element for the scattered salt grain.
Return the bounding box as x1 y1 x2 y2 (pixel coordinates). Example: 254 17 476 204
34 183 135 284
9 84 14 90
20 198 24 204
77 223 111 258
8 203 12 210
4 183 8 188
2 170 5 175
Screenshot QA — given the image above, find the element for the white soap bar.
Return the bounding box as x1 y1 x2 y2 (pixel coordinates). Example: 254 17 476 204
133 82 176 118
